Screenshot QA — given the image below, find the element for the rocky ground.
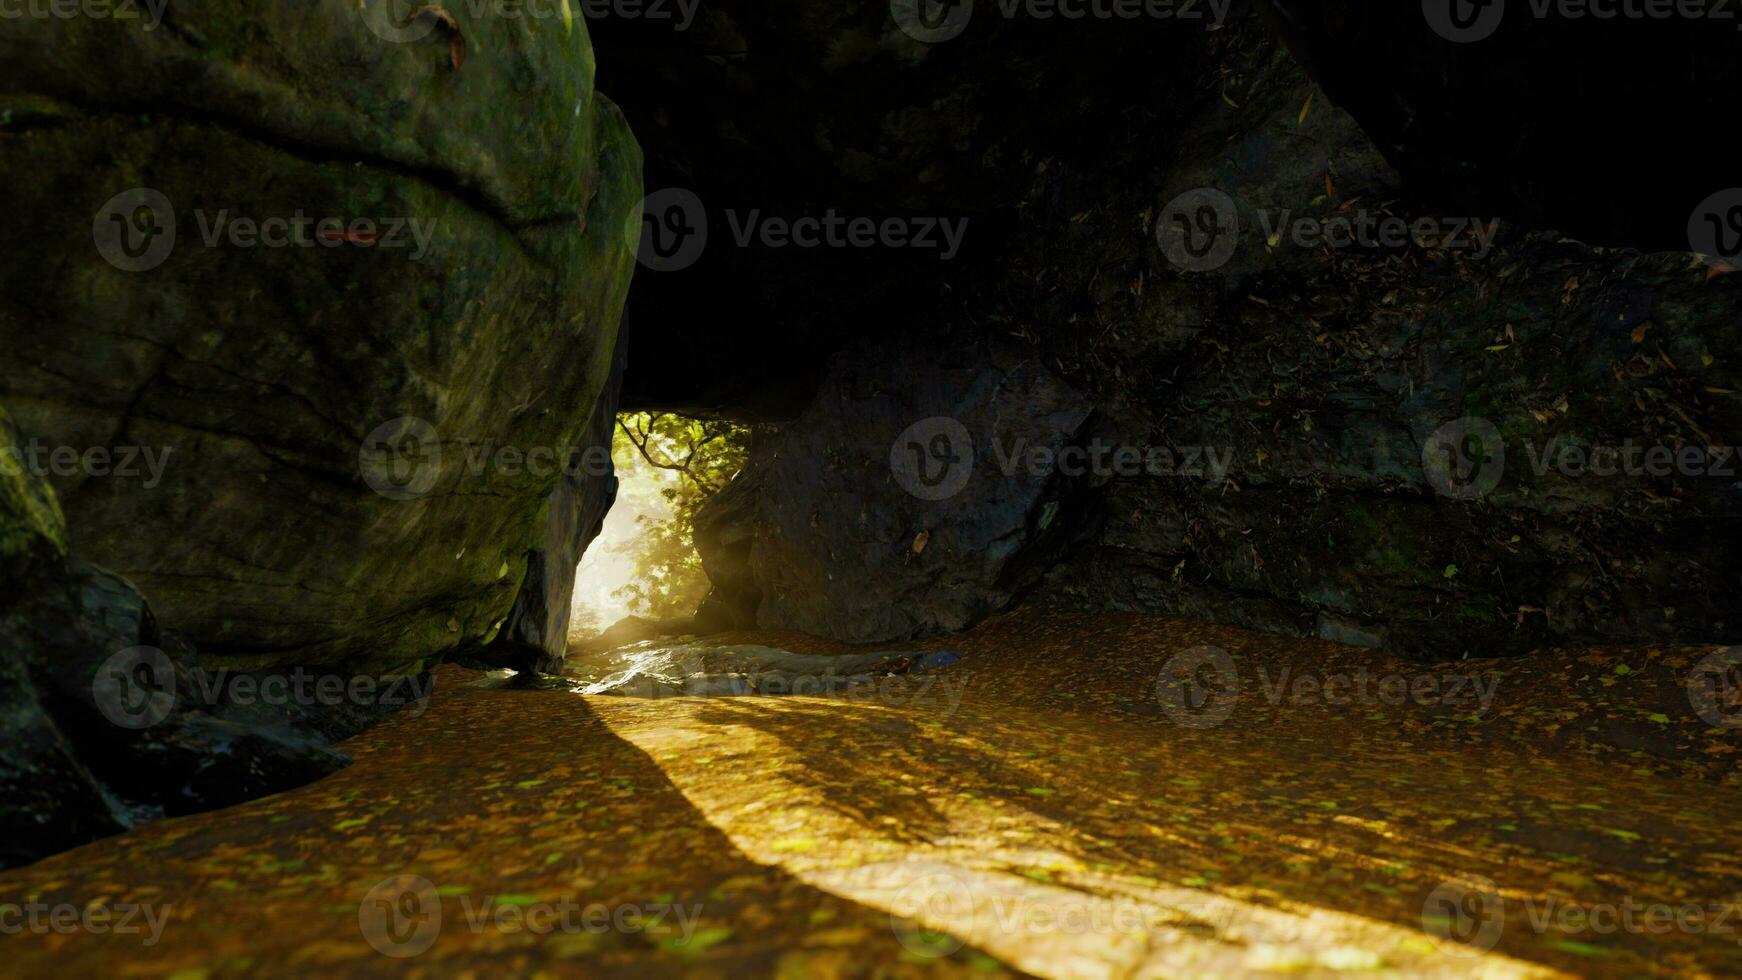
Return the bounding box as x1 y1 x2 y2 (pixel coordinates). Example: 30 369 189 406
3 605 1737 978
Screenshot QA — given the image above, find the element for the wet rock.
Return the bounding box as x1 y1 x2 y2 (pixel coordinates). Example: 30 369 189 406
564 640 962 699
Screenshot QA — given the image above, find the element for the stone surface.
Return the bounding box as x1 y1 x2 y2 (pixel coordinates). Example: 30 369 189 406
483 325 629 672
686 8 1742 658
3 410 419 868
694 345 1103 643
0 0 641 672
593 0 1224 417
1257 0 1742 252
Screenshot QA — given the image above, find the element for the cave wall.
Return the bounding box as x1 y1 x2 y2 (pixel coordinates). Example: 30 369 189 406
589 0 1223 417
685 4 1741 658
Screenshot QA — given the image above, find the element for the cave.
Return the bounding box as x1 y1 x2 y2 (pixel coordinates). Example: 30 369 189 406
3 1 1741 975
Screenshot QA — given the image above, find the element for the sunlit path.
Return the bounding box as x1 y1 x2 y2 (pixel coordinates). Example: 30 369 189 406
3 607 1738 977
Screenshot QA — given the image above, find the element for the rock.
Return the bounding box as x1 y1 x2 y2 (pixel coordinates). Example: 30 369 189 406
482 326 631 673
1256 0 1742 251
4 409 422 868
694 344 1105 643
594 0 1231 417
1019 23 1742 658
0 1 641 673
688 12 1741 660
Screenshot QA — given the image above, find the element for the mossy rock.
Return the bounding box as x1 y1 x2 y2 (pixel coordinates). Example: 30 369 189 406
0 406 67 596
0 2 641 671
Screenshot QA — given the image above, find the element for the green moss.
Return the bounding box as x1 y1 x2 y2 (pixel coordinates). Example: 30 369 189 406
0 406 68 589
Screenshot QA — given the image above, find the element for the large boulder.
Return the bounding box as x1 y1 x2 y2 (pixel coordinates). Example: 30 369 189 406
3 408 417 868
0 0 641 673
694 345 1104 643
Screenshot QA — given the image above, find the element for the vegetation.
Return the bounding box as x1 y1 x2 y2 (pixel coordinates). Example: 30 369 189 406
609 412 750 621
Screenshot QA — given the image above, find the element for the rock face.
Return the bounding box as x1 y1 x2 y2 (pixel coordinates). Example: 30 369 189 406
591 0 1222 417
1256 0 1742 252
681 7 1741 657
484 326 629 671
3 410 415 869
0 1 641 673
694 347 1103 643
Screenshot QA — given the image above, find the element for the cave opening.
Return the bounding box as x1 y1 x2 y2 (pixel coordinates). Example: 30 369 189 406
567 410 750 651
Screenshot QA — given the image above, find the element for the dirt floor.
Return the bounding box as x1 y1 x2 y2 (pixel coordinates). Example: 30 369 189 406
3 606 1739 978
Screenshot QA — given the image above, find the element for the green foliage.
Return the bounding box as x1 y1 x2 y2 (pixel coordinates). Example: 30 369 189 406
610 412 749 620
